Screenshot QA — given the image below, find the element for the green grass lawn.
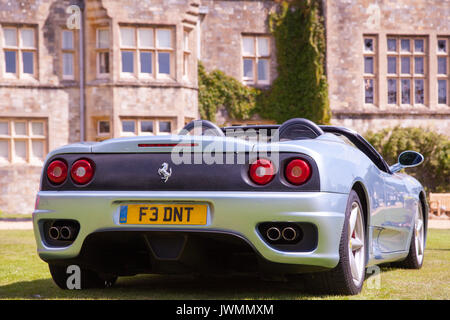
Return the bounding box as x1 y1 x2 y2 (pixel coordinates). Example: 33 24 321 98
0 229 448 300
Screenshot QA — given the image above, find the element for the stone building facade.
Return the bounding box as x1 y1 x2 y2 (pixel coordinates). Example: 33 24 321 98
0 0 449 214
326 0 450 135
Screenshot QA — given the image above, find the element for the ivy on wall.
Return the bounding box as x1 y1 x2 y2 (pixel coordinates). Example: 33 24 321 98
198 62 259 122
258 0 331 124
198 0 331 125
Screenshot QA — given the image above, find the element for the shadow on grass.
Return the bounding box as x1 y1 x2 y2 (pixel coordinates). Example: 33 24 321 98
0 274 323 300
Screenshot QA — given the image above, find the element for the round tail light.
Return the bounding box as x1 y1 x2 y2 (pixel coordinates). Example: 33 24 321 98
47 160 68 185
285 159 311 185
249 159 275 185
71 159 94 185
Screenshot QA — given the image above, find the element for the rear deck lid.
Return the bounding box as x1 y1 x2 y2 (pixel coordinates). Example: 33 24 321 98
91 135 254 154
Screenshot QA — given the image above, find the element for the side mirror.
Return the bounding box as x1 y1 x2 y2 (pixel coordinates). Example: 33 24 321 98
390 150 424 173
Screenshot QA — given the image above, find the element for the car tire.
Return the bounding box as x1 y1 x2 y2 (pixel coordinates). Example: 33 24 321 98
49 264 117 290
391 201 425 269
305 190 366 295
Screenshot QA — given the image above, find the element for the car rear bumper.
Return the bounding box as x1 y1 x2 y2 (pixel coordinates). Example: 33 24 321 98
33 191 348 270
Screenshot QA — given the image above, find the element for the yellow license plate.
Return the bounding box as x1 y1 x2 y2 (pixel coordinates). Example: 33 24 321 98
119 204 208 225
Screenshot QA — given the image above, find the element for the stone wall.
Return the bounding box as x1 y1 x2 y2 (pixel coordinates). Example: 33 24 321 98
0 86 78 213
332 114 450 137
113 85 198 133
0 0 81 214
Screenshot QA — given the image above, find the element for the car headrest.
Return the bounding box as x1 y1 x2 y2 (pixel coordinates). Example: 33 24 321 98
277 118 324 140
179 119 225 136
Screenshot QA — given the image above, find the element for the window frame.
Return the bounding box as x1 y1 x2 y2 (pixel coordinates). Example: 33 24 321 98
2 25 37 80
61 29 75 80
120 117 175 136
437 37 449 106
385 36 427 107
96 27 110 78
241 35 271 86
0 118 47 165
96 119 111 137
120 119 137 136
119 26 175 80
157 120 172 135
138 27 155 79
183 29 191 79
363 35 377 106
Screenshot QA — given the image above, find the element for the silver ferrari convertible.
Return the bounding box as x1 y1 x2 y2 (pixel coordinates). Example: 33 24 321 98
33 118 427 294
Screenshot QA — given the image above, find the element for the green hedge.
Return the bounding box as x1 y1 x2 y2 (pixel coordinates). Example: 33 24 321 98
365 127 450 193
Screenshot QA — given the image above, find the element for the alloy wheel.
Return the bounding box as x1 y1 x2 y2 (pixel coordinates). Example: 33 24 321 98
348 202 365 286
414 204 425 265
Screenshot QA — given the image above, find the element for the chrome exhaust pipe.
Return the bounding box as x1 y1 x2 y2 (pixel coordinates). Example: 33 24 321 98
49 226 60 240
60 226 73 240
282 227 297 241
266 227 281 241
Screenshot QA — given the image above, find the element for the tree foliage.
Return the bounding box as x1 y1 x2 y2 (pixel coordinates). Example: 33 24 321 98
365 127 450 193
